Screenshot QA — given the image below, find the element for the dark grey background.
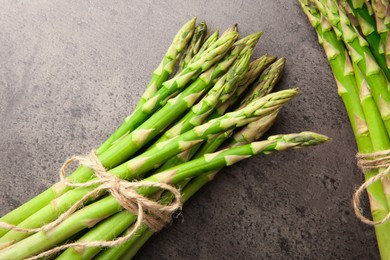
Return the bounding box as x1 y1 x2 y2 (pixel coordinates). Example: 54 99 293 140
0 0 378 259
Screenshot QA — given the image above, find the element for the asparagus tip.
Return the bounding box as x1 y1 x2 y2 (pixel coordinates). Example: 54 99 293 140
266 55 277 63
269 131 330 146
223 24 238 35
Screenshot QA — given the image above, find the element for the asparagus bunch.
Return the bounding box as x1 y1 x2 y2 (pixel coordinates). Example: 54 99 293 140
0 17 328 259
300 0 390 258
0 23 238 233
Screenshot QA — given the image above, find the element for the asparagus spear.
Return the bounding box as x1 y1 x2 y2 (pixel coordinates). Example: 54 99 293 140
0 89 297 246
177 22 208 73
300 1 390 258
0 29 239 234
209 55 277 119
188 25 237 66
167 133 328 194
353 62 390 153
236 55 276 91
225 110 279 147
0 131 328 260
239 57 286 108
190 30 219 63
134 18 197 111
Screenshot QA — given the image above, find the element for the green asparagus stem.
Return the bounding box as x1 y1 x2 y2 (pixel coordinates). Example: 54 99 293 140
0 89 297 246
316 0 390 199
177 22 208 73
239 57 286 108
353 62 390 153
134 18 197 111
209 55 277 119
191 31 219 62
0 29 239 235
189 25 236 65
93 30 240 169
237 55 277 91
300 1 390 258
0 131 327 260
225 110 279 147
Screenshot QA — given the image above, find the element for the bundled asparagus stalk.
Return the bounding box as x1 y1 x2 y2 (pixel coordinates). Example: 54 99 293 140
0 18 328 259
300 0 390 258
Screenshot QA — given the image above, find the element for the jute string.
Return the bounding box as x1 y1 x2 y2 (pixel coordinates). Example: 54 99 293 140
354 150 390 225
0 151 182 259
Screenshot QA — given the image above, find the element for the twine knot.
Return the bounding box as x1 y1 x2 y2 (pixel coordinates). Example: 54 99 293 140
60 151 182 232
354 150 390 225
0 151 182 259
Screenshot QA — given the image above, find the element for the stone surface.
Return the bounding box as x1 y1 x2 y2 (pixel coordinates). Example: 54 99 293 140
0 0 378 259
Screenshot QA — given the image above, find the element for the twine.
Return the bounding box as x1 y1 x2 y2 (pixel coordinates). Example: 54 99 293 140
0 151 182 259
354 150 390 225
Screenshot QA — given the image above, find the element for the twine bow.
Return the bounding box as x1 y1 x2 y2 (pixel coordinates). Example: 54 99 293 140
0 151 182 259
354 150 390 225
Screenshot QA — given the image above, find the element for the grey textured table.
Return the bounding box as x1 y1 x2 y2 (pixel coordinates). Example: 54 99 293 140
0 0 378 259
